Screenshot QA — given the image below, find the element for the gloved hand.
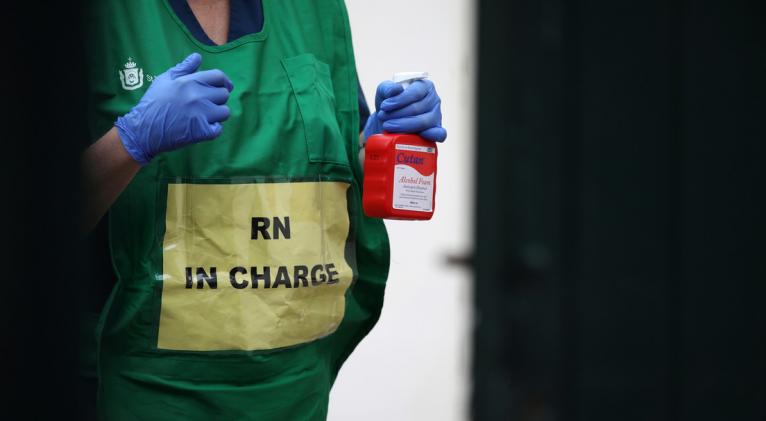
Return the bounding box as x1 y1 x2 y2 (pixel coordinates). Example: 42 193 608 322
115 53 234 165
363 79 447 143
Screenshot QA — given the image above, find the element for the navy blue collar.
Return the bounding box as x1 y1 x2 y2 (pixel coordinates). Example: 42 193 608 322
168 0 264 46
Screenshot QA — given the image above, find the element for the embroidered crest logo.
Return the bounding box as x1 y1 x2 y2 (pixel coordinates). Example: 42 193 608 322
119 57 144 91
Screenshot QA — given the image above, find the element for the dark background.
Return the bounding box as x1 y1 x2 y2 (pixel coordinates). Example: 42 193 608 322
2 1 86 418
474 0 765 420
1 0 764 419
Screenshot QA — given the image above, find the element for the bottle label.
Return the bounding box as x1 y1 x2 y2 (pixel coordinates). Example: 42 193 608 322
392 144 436 212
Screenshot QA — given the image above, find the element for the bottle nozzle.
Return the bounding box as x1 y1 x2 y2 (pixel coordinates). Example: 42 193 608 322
393 72 429 89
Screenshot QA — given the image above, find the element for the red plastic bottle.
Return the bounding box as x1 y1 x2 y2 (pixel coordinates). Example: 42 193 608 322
362 72 438 220
363 133 438 220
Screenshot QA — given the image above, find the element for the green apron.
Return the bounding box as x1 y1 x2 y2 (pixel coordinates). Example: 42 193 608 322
85 1 390 419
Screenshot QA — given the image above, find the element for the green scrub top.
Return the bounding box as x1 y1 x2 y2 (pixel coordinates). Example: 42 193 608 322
84 0 390 419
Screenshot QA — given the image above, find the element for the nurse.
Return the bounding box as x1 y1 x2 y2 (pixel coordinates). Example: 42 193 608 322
80 0 446 419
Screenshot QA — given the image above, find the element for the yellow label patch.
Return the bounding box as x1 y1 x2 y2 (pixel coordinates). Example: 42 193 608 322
158 181 353 351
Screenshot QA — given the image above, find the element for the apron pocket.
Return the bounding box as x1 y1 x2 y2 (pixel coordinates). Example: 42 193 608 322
282 53 350 166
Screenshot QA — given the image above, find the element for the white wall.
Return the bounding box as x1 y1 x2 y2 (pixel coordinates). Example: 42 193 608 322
329 1 476 420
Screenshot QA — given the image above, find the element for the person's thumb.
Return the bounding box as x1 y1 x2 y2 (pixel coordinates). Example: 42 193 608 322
169 53 202 79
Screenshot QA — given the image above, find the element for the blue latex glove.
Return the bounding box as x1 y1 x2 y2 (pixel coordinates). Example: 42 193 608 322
115 53 234 165
363 79 447 143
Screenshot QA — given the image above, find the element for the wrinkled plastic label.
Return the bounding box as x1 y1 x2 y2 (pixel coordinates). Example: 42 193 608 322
158 181 353 351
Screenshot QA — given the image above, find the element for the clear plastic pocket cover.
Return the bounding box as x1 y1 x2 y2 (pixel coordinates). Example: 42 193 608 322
157 179 355 352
